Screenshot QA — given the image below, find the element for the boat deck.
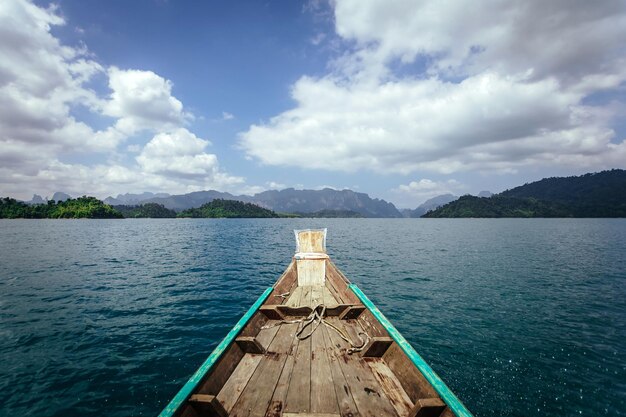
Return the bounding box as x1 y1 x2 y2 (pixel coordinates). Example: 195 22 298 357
171 232 457 417
216 284 414 417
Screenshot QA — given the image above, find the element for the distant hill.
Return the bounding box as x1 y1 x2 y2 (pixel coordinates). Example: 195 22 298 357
408 194 458 218
104 192 170 206
115 203 176 218
292 209 364 218
247 188 401 218
106 188 402 218
1 196 123 219
51 192 71 202
178 199 279 218
424 170 626 218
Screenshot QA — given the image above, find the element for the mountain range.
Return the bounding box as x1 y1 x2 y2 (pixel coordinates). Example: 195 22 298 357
424 169 626 218
106 188 403 218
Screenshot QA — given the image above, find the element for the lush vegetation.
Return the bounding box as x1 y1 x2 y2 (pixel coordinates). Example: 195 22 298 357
0 196 123 219
116 203 176 218
178 199 280 218
293 209 364 218
424 169 626 218
423 195 571 218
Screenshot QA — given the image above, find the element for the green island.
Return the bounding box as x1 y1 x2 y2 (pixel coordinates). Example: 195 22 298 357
424 169 626 218
0 196 123 219
293 209 363 218
177 199 280 218
115 203 177 218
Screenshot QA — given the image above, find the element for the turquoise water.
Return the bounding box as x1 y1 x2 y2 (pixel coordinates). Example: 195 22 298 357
0 219 625 416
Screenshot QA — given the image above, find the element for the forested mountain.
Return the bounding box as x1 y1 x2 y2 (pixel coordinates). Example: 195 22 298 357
115 203 177 218
178 199 279 218
424 170 626 218
106 188 402 217
407 194 459 217
0 197 123 219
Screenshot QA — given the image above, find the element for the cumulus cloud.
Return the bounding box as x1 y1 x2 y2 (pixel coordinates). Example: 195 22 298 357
103 67 192 134
392 179 464 206
241 0 626 175
0 0 241 199
137 128 243 186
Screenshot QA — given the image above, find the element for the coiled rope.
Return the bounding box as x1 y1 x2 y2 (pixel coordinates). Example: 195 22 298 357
261 304 370 355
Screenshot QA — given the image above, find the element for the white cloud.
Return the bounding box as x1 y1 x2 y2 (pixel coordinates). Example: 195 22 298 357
137 129 242 187
0 0 243 200
241 0 626 176
103 67 192 134
222 111 234 120
392 179 464 206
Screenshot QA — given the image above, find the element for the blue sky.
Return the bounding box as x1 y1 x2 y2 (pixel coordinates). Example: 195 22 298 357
1 0 625 207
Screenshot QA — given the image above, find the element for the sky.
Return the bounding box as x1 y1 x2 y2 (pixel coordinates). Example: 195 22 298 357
1 0 625 208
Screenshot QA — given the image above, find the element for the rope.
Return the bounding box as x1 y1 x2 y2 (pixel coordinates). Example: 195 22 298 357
261 303 370 355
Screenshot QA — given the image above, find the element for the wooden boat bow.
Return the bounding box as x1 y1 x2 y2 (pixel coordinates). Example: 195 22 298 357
159 229 473 417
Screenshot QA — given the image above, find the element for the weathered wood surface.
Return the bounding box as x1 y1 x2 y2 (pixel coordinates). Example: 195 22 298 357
324 318 399 417
325 261 360 304
409 398 447 417
285 286 303 307
366 358 413 417
296 229 326 253
297 259 326 286
229 323 297 417
383 343 438 402
235 337 265 354
270 261 297 305
197 344 244 395
310 317 338 414
321 324 361 417
284 329 311 413
188 394 227 417
215 354 263 413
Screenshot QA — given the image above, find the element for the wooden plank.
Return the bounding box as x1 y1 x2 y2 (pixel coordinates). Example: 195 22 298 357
338 305 365 320
310 316 339 414
322 286 338 307
277 304 351 318
361 337 394 357
409 398 446 417
300 285 313 308
297 260 326 286
324 318 399 417
325 276 345 305
197 344 244 395
216 354 263 413
349 284 472 417
269 261 297 305
265 324 299 417
383 344 438 402
321 324 360 417
311 285 324 308
259 305 285 320
325 261 360 304
255 324 280 351
296 229 326 253
284 330 312 413
160 287 274 417
283 414 340 417
229 323 298 417
356 310 387 338
189 394 228 417
236 337 265 354
285 286 303 307
366 358 413 417
240 313 269 338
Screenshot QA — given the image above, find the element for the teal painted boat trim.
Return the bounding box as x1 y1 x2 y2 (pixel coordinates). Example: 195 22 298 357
158 286 274 417
348 284 473 417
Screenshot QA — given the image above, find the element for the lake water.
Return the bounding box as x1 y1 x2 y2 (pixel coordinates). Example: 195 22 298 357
1 219 625 417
